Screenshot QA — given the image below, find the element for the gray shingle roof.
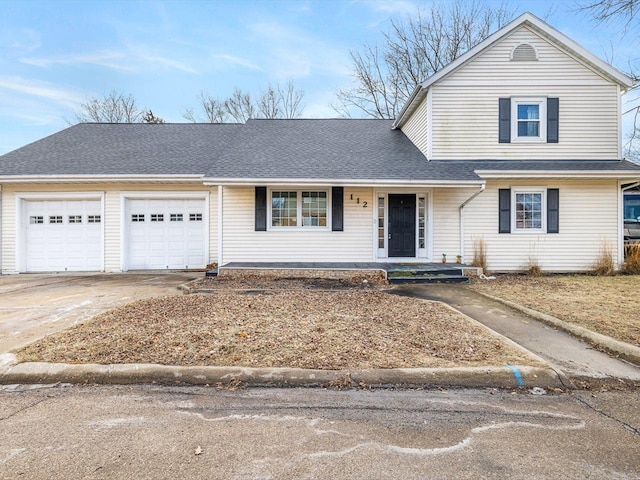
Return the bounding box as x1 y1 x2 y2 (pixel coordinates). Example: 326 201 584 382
205 119 479 181
0 123 243 176
0 120 639 182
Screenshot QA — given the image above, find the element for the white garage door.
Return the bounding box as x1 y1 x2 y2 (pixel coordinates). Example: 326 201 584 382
23 199 102 272
126 198 206 270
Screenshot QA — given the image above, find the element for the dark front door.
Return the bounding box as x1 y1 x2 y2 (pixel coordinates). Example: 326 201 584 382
388 194 416 257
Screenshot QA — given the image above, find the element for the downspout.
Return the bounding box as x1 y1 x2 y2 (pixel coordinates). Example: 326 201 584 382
459 184 486 264
217 185 223 269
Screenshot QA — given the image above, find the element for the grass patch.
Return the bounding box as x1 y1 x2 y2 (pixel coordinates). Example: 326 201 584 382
16 289 536 369
471 275 640 347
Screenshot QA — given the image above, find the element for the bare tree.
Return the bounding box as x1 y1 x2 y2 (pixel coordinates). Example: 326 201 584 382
334 1 515 119
580 0 639 159
183 91 228 123
579 0 639 31
142 110 165 124
74 90 144 123
184 82 305 123
257 81 305 119
224 88 256 123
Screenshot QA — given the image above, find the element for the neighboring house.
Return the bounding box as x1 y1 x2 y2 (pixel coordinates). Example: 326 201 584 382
1 12 640 274
624 188 640 243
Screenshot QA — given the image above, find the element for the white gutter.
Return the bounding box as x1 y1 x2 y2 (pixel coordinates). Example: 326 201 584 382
459 184 486 264
475 170 640 179
202 178 483 188
392 85 424 129
0 174 204 184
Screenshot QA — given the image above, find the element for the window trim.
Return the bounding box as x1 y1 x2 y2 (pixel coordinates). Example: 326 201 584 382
511 98 546 143
267 188 331 230
512 188 546 233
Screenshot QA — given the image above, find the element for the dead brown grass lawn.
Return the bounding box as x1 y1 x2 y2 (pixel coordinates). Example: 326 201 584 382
471 275 640 347
17 289 536 369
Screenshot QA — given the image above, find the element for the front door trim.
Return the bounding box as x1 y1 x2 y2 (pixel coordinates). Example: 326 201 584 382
372 189 432 262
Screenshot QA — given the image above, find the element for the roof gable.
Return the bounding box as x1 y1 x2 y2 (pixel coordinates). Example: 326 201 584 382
393 12 634 128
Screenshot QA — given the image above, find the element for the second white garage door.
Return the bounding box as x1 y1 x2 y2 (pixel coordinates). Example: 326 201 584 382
126 198 207 270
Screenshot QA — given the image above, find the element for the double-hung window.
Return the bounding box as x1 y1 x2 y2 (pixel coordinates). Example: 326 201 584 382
270 190 328 228
513 189 545 233
512 98 546 142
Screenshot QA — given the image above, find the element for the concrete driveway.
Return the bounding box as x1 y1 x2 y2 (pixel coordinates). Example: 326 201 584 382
0 273 198 354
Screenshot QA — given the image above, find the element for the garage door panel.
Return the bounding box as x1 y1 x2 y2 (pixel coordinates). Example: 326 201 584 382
23 199 102 272
125 198 206 270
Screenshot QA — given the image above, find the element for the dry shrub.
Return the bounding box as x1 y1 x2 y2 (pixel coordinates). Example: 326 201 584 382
592 240 616 276
527 261 542 277
623 243 640 274
472 237 487 270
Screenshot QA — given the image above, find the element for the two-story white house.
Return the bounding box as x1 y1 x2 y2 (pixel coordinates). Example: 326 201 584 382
0 12 639 274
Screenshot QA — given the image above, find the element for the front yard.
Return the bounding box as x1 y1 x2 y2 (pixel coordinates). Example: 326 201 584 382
17 278 538 369
470 275 640 347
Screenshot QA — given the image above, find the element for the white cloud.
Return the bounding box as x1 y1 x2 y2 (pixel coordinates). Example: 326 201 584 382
20 51 134 72
247 21 352 80
0 76 85 110
355 0 418 15
212 54 263 71
21 48 197 74
136 53 197 73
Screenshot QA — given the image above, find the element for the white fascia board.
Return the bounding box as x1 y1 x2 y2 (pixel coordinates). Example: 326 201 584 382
422 13 632 90
202 178 484 188
392 85 426 129
0 174 204 184
476 170 640 179
523 16 633 89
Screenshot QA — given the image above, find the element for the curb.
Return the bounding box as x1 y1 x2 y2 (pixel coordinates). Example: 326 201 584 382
476 292 640 366
0 360 564 389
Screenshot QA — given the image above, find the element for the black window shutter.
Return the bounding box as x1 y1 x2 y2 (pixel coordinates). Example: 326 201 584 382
547 97 559 143
332 187 344 232
499 98 511 143
255 186 267 231
499 188 511 233
547 188 559 233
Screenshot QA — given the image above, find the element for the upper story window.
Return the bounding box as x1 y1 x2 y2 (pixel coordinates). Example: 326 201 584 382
499 97 558 144
512 98 546 142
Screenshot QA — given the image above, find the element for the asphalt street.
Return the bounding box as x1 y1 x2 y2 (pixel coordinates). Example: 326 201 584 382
0 384 638 479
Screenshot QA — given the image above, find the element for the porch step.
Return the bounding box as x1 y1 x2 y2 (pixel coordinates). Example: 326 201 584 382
389 274 469 284
387 268 463 277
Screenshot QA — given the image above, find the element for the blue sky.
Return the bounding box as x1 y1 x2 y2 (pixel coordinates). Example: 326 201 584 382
0 0 637 154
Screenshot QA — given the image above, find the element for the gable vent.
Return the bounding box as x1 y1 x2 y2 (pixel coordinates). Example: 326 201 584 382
511 43 538 61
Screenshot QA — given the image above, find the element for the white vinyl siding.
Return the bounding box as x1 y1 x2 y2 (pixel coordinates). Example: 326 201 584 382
401 94 430 157
432 188 477 261
221 186 373 263
462 180 620 272
1 183 216 274
403 25 621 160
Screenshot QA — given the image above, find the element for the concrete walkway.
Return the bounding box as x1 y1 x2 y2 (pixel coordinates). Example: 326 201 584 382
390 283 640 383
